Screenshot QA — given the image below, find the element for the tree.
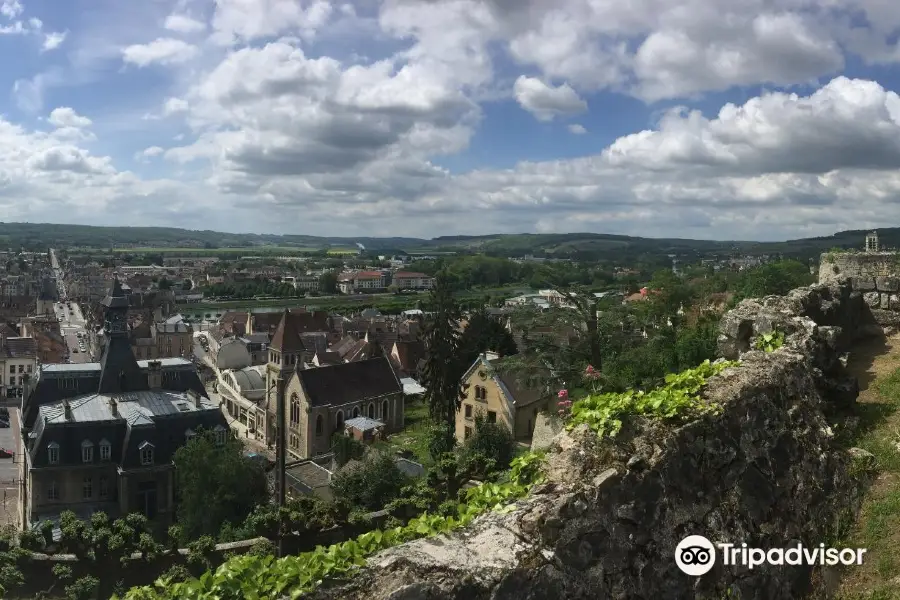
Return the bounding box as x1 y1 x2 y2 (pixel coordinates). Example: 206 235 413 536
460 414 515 478
459 308 518 366
331 451 409 511
158 277 172 290
182 278 193 291
421 273 465 447
173 429 269 540
319 271 338 294
332 433 365 469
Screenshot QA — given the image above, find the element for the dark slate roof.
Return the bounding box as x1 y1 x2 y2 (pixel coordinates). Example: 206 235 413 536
270 310 307 353
314 350 342 366
300 333 328 355
3 336 36 359
297 357 401 408
23 358 207 427
98 335 147 394
28 390 226 469
392 340 425 372
101 275 129 309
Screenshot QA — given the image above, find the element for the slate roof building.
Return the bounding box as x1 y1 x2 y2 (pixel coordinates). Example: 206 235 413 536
263 310 404 460
21 275 227 530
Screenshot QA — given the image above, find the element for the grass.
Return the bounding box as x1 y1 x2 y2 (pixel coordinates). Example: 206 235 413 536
836 336 900 598
375 397 433 466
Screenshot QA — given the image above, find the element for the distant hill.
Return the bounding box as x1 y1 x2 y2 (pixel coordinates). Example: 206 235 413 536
0 221 885 261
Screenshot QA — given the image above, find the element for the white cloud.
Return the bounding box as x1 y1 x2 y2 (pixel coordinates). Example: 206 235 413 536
0 0 22 19
164 14 206 34
9 0 900 239
210 0 333 45
48 107 92 129
513 76 587 121
41 30 66 52
121 38 198 67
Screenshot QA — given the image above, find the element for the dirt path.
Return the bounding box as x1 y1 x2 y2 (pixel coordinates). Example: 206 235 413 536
835 334 900 598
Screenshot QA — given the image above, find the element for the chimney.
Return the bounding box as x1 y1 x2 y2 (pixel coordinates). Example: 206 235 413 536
147 360 162 389
63 399 72 421
109 397 118 417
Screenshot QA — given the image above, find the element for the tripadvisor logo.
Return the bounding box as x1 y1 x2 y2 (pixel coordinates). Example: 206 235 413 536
675 535 866 576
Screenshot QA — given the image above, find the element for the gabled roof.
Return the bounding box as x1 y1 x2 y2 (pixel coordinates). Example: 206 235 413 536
297 357 401 407
101 275 129 309
270 309 308 353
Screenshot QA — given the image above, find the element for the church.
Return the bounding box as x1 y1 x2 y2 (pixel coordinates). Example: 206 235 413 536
20 275 227 530
264 310 406 460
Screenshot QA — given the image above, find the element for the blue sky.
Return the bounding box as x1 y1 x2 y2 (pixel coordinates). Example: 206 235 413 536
3 0 900 241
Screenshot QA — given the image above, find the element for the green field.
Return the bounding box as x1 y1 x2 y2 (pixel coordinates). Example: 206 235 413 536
111 246 320 254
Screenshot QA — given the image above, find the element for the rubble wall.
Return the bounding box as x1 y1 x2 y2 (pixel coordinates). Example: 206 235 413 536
306 279 877 600
819 252 900 323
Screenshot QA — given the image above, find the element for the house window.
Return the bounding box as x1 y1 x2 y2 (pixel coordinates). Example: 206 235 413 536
99 439 111 461
82 477 93 500
139 441 154 465
352 406 360 418
214 425 227 446
7 365 12 375
47 481 59 501
315 415 323 436
367 403 375 419
464 404 472 419
382 400 389 421
99 477 109 500
47 442 59 465
464 426 473 440
335 410 344 431
81 440 94 463
487 411 497 424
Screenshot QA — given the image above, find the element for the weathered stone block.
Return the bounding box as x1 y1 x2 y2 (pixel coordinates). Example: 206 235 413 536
882 293 891 308
877 277 900 292
891 295 900 310
852 277 877 291
864 292 881 308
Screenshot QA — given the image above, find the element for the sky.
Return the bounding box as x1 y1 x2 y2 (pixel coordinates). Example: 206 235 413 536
5 0 900 241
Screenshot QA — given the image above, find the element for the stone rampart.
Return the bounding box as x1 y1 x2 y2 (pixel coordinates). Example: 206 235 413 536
305 279 879 600
819 251 900 327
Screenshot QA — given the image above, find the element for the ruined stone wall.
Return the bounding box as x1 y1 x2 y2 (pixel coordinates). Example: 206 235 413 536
819 251 900 326
306 280 877 600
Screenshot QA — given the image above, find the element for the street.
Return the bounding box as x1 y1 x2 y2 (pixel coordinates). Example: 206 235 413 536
0 409 21 528
53 301 91 363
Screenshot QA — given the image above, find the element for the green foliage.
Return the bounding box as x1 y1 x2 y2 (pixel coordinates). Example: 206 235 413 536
173 429 269 541
754 329 785 352
117 452 546 600
734 260 814 301
331 433 366 469
568 360 739 439
331 451 410 512
65 575 99 600
460 414 516 478
421 274 466 436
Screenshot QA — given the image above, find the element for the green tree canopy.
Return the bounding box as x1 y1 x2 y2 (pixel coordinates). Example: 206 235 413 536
173 429 269 540
331 451 409 511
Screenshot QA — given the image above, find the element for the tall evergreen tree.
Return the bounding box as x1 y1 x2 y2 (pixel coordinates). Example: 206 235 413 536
421 273 464 445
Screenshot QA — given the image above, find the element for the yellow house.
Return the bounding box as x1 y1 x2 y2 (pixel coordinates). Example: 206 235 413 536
455 352 550 444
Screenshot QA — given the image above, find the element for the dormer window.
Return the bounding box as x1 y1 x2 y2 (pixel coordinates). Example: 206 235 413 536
47 442 59 465
81 440 94 463
99 439 111 461
214 425 227 446
139 441 154 466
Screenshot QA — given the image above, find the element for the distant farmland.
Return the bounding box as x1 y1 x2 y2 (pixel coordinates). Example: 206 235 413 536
110 246 321 254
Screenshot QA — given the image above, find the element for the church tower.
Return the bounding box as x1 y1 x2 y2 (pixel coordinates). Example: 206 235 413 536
97 274 147 393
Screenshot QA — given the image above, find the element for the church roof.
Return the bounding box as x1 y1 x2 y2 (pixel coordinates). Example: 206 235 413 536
101 275 130 309
270 309 307 353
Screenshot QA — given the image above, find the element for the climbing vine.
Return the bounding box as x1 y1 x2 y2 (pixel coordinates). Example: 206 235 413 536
567 359 739 439
116 451 546 600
